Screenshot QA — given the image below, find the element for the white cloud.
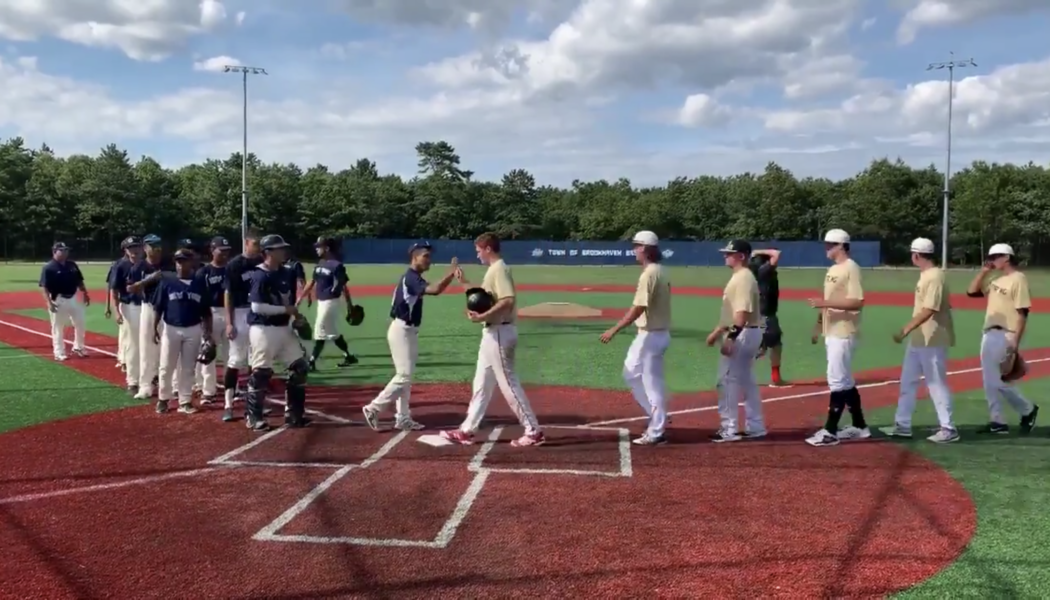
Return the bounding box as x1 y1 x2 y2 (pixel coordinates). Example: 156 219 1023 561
193 55 240 72
676 94 735 128
897 0 1049 44
0 0 230 61
235 11 246 26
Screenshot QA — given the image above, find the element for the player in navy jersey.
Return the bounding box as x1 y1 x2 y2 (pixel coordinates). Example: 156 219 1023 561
296 237 356 370
110 237 144 394
106 251 130 370
39 242 89 361
153 249 213 414
224 231 264 411
127 234 174 399
286 256 307 301
362 241 461 431
245 234 309 431
194 237 233 415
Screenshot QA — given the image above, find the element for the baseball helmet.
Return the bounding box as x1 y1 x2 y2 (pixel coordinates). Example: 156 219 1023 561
261 234 291 251
292 314 312 340
196 339 218 365
465 287 495 314
346 304 365 326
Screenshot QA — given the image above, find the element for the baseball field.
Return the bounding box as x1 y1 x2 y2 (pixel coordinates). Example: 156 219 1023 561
1 262 1048 598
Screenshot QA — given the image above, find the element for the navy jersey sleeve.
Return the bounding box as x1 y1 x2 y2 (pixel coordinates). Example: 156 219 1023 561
336 264 349 287
154 280 169 313
38 265 49 288
71 261 84 286
405 270 428 296
295 262 306 281
196 278 211 312
758 263 776 277
248 271 266 304
225 260 240 292
106 263 116 289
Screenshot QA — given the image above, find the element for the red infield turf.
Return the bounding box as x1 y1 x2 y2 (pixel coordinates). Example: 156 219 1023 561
0 287 1038 598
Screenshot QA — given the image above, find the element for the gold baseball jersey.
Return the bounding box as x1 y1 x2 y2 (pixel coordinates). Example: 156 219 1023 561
982 271 1031 332
910 267 954 347
823 259 863 338
632 263 671 330
719 268 761 328
481 259 516 325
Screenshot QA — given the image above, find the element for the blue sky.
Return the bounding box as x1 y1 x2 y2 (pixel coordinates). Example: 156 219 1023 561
0 0 1048 186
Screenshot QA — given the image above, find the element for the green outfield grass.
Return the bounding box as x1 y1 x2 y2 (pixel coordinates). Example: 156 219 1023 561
4 262 1050 296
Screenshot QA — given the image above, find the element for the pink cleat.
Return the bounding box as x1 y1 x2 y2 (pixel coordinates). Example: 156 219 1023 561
510 432 546 447
440 429 475 445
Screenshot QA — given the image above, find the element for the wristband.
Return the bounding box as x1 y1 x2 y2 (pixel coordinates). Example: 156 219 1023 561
727 325 742 340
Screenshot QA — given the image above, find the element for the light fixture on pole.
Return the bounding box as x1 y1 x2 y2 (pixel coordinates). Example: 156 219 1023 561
926 52 976 267
222 65 268 252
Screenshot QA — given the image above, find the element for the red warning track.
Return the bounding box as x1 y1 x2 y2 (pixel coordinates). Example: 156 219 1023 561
3 290 1045 597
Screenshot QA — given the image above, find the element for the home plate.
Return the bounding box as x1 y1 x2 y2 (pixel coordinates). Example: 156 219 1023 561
418 434 453 447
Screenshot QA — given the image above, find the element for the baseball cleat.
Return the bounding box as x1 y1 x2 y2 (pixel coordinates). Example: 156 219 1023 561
740 430 767 440
245 416 270 432
362 405 381 430
976 422 1009 434
284 414 311 428
338 355 358 367
394 417 424 431
199 395 217 406
880 424 913 438
54 355 67 362
72 348 87 358
126 384 139 397
155 400 169 414
927 428 960 444
632 433 667 446
836 426 871 441
511 432 546 447
440 429 474 445
177 403 198 415
221 408 235 422
805 429 840 447
308 359 318 372
134 387 153 400
709 429 741 443
1020 405 1039 434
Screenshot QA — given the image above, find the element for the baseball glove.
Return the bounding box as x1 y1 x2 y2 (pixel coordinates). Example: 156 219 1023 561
346 304 365 326
196 339 217 365
1002 351 1027 382
292 315 313 340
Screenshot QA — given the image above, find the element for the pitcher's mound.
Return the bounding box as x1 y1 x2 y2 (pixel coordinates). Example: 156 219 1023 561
517 302 619 319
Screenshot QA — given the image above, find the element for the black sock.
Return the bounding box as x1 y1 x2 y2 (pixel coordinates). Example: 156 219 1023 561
310 341 325 362
844 387 867 429
824 390 848 434
332 335 350 357
224 368 239 391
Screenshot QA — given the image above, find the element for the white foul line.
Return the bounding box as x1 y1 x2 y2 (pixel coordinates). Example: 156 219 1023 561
0 318 350 423
586 357 1050 427
0 467 226 505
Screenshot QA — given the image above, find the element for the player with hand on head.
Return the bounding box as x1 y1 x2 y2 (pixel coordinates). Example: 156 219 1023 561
441 233 545 447
749 248 788 387
966 243 1039 434
109 237 144 394
128 234 173 399
194 237 232 414
363 241 462 431
39 242 89 361
599 231 672 446
805 229 869 447
246 234 311 432
706 240 766 442
153 248 213 414
297 237 357 370
224 231 264 412
883 238 959 443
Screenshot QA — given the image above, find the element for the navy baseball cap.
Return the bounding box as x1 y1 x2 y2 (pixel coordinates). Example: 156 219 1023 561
314 236 336 249
719 240 752 256
143 234 161 245
260 234 290 250
177 238 195 250
173 249 193 261
52 241 69 252
210 236 231 250
121 236 142 249
409 240 433 253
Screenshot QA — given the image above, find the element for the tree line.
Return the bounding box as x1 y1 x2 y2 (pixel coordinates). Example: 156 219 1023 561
0 136 1048 264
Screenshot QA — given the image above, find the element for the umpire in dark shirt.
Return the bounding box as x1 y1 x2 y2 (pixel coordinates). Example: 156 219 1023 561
750 248 788 387
39 242 90 360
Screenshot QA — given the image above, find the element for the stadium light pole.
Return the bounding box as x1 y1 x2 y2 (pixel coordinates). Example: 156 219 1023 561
222 65 268 252
926 52 976 267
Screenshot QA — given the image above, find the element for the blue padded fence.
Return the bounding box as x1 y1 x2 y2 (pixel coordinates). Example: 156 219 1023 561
341 239 881 267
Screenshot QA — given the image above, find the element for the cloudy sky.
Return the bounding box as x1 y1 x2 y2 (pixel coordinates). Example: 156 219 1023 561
0 0 1048 185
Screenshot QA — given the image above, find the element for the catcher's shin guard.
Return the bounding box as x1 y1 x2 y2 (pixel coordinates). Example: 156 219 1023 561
246 367 273 422
284 359 309 426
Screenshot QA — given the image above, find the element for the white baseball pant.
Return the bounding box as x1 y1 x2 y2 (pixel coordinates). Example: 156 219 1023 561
48 296 86 359
116 313 127 365
826 336 856 391
716 328 765 436
137 303 160 393
459 324 540 435
158 323 203 405
894 345 955 430
622 329 671 437
227 308 251 369
120 303 142 387
980 328 1034 422
248 324 305 370
367 319 419 418
314 298 344 340
195 309 227 397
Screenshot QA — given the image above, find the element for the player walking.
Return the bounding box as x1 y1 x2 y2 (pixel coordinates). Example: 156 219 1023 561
599 231 672 446
109 237 144 394
298 237 356 370
883 238 959 443
363 241 461 431
224 231 264 411
39 242 89 361
750 248 788 386
153 249 213 414
706 240 766 442
128 234 172 399
245 234 310 432
805 229 869 447
966 243 1039 434
195 237 232 413
441 233 545 447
